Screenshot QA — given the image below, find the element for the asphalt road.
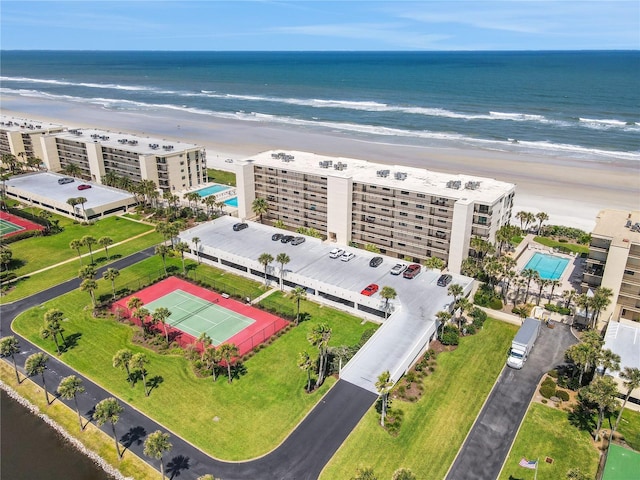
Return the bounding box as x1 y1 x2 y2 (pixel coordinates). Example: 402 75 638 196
0 247 377 479
445 321 577 480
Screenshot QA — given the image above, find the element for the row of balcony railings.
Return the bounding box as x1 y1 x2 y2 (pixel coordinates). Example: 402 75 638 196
352 231 449 254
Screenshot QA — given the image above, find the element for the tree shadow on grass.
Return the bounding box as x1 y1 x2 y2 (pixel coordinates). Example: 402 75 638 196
120 425 147 450
231 362 248 381
185 263 197 273
146 375 164 395
568 402 596 432
297 312 311 324
167 265 179 274
167 454 190 479
63 332 82 351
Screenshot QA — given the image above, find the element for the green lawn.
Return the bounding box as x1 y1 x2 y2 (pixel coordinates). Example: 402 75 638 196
613 408 640 452
207 168 236 186
7 214 154 276
499 404 599 480
11 256 373 460
533 236 589 255
321 319 517 479
1 231 163 303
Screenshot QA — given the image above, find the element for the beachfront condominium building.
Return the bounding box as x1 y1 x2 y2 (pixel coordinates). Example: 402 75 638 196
0 116 65 167
582 209 640 323
236 151 516 274
41 128 207 192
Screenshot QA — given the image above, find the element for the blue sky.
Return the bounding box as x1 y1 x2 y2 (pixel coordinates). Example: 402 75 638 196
1 1 638 50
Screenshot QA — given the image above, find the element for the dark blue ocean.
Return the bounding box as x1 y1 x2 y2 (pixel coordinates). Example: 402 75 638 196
1 51 639 160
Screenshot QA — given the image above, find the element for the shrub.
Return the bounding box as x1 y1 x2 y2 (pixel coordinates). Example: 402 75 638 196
441 325 459 345
469 307 487 323
489 297 503 310
548 369 559 378
556 389 570 401
358 328 376 347
539 383 556 399
464 324 476 335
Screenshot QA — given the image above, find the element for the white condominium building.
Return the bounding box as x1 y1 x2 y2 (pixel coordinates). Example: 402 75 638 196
236 151 516 274
0 116 65 164
582 209 640 323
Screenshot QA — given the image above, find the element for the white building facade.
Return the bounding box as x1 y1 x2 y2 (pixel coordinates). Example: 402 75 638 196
236 151 516 274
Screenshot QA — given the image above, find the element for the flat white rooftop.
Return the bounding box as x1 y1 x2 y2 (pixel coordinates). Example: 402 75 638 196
6 172 135 209
244 150 515 203
54 127 202 156
593 209 640 246
0 114 65 133
603 319 640 380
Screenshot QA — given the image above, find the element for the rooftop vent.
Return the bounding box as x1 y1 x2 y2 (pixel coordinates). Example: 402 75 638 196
69 129 83 136
271 152 294 162
319 160 333 169
334 161 348 171
376 169 390 178
394 172 408 181
446 180 462 189
465 181 481 190
127 140 138 146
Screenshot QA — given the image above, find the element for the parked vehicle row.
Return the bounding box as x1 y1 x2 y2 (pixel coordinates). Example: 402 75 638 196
271 233 305 245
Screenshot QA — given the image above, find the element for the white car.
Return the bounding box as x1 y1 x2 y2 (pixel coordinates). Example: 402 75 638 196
390 263 407 275
329 248 345 259
341 252 356 262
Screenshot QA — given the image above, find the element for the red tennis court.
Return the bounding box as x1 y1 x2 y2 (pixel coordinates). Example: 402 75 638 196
0 210 45 238
112 276 289 357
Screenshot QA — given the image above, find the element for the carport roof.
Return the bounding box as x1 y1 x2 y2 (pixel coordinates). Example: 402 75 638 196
603 319 640 379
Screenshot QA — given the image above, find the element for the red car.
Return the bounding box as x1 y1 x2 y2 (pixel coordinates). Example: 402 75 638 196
403 264 421 279
361 284 379 296
77 184 92 190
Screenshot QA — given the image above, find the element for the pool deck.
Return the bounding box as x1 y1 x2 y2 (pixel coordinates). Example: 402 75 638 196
511 234 585 306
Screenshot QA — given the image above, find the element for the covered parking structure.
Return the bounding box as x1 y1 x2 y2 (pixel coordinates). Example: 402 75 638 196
4 172 137 220
178 216 474 393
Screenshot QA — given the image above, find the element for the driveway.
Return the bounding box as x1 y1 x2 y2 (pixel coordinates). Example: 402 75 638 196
1 248 377 479
445 321 577 480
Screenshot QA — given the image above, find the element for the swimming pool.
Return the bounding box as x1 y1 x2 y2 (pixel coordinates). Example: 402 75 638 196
194 184 230 197
224 197 238 208
523 252 570 280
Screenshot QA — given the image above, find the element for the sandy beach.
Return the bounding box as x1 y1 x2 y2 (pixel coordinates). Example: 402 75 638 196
2 95 638 232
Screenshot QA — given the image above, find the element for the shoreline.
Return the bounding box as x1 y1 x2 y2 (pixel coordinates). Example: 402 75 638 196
2 95 639 231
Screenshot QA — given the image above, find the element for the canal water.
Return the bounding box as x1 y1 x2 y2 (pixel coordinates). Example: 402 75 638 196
0 389 112 480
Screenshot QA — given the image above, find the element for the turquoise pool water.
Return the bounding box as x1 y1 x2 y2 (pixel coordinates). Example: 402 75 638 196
523 252 570 280
224 197 238 207
194 184 230 197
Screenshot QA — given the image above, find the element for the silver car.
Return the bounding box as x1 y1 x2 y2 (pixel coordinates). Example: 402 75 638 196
390 263 407 275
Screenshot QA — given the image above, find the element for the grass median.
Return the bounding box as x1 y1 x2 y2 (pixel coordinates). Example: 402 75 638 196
11 256 373 460
321 319 517 479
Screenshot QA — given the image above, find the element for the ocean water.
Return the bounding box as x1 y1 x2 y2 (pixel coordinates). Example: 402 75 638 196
1 51 639 161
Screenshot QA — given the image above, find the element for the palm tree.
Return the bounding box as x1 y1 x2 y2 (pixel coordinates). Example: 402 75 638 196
0 336 22 383
62 162 81 178
175 241 190 274
583 375 618 442
78 265 96 280
192 237 201 263
219 343 239 383
41 309 66 355
112 349 134 385
155 221 170 243
591 287 614 328
98 236 114 259
273 219 286 229
153 307 172 344
276 252 290 291
144 431 172 480
291 286 307 325
447 283 464 307
380 286 397 319
566 342 593 386
57 375 85 430
80 279 98 307
103 170 119 187
93 397 124 458
535 212 549 234
126 296 143 316
375 370 393 427
521 268 539 304
70 239 84 266
202 345 222 381
66 197 79 217
435 310 452 341
25 352 50 404
252 197 268 223
102 268 120 300
134 307 151 334
613 367 640 434
76 197 88 221
258 252 274 286
598 349 621 376
535 278 550 306
562 289 576 309
297 351 313 392
0 247 12 272
308 323 332 388
575 293 592 328
81 235 96 264
129 352 150 396
198 332 213 361
155 244 170 276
